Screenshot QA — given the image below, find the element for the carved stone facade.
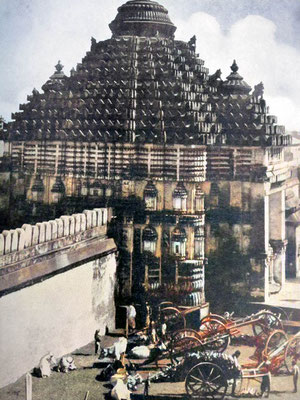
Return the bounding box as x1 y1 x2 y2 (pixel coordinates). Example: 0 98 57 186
1 0 298 304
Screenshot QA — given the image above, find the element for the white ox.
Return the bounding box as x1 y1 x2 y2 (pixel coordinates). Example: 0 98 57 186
100 337 128 360
111 379 131 400
128 345 150 359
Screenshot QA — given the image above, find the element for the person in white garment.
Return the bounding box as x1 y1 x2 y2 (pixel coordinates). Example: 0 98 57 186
127 304 137 332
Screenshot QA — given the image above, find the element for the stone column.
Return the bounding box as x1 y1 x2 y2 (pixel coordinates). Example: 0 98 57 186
264 195 270 300
26 373 32 400
264 255 271 302
269 189 287 286
281 189 286 284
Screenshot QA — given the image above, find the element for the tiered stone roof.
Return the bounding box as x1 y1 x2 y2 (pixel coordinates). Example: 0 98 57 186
7 0 290 147
209 63 289 146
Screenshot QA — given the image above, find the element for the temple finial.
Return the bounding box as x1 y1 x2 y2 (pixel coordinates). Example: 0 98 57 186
55 60 64 73
231 60 239 73
91 37 97 51
188 35 196 50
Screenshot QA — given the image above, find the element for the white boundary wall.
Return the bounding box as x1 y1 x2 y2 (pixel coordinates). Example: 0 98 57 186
0 252 116 388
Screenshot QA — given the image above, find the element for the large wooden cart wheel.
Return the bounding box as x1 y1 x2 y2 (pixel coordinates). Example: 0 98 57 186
265 306 290 321
284 335 300 374
185 362 228 400
265 329 288 357
160 307 186 332
199 318 230 353
200 314 228 325
159 301 174 312
171 328 203 342
170 334 203 364
252 311 283 336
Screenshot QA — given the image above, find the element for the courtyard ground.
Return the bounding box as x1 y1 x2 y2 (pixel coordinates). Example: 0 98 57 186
0 335 299 400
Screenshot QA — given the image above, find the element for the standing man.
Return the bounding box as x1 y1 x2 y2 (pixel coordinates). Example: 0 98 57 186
94 329 101 355
292 360 299 393
160 318 167 341
260 370 271 398
144 374 151 398
127 304 137 333
145 302 151 329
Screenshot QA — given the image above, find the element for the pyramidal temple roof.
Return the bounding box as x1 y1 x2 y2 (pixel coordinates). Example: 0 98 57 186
8 0 290 147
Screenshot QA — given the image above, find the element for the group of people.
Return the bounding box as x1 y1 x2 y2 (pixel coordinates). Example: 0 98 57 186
259 361 298 398
94 301 300 398
127 302 167 341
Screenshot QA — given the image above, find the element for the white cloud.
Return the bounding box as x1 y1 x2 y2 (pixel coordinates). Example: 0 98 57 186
268 96 300 131
174 12 300 131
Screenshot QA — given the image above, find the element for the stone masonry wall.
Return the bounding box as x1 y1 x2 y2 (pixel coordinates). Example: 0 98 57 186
0 207 117 388
0 252 116 387
0 208 108 264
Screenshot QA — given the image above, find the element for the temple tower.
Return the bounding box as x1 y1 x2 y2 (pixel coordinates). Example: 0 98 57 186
2 0 293 307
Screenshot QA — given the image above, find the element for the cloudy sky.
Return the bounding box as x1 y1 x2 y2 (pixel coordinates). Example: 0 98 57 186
1 0 299 131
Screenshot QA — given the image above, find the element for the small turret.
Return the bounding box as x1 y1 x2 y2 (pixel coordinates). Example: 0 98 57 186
42 61 66 92
222 60 252 95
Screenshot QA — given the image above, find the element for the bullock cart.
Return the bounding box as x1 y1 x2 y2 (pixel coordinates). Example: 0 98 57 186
168 310 283 357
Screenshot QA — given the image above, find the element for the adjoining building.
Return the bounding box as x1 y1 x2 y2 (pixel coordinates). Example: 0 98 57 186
1 0 299 308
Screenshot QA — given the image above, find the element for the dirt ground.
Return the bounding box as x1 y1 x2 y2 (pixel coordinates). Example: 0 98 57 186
0 336 299 400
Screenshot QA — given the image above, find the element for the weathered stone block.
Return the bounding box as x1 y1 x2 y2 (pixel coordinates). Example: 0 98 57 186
91 211 97 228
61 216 70 236
80 214 87 231
3 231 12 254
94 208 103 227
44 222 52 242
50 221 58 240
11 230 20 253
32 226 39 246
102 209 108 225
22 225 33 248
56 219 64 238
17 229 26 251
69 216 75 236
74 214 81 233
84 210 92 229
0 234 5 256
36 223 46 244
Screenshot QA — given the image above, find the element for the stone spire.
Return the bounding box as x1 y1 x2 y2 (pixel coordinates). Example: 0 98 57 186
109 0 176 38
42 60 66 92
50 60 65 80
222 60 252 95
